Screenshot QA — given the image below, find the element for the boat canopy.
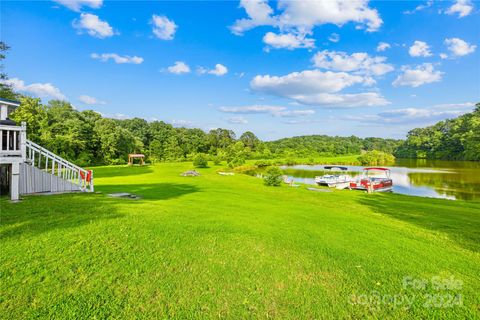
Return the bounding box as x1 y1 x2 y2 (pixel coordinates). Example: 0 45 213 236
364 167 390 171
324 166 348 171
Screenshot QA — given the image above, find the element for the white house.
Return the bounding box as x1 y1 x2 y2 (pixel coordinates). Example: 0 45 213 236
0 98 93 201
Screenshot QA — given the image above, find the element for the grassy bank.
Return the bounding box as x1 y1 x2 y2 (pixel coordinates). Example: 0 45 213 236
1 162 479 318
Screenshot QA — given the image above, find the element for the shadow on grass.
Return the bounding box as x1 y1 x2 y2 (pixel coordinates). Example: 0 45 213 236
97 183 200 200
0 194 125 239
92 165 154 179
0 183 199 239
358 195 480 253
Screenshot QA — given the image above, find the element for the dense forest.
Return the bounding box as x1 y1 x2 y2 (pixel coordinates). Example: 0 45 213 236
395 104 480 161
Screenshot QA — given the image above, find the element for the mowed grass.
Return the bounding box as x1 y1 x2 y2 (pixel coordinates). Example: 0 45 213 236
1 163 479 319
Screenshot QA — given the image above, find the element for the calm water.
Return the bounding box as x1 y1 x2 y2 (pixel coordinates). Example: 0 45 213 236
282 159 480 200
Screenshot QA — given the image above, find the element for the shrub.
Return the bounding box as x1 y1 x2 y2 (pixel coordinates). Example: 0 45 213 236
213 156 221 165
228 156 245 168
193 153 209 168
110 158 126 165
233 165 258 175
254 160 271 167
263 166 283 186
358 150 395 166
284 158 297 166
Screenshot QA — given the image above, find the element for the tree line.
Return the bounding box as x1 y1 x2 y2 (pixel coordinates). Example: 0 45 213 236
395 104 480 161
4 97 479 166
6 96 405 166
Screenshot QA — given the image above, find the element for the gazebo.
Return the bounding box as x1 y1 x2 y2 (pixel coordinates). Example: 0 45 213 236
128 154 145 165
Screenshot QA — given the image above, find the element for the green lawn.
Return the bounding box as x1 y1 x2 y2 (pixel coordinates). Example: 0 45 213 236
1 162 479 319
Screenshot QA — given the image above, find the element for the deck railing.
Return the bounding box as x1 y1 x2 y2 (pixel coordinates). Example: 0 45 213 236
25 139 94 192
0 123 25 157
1 122 93 192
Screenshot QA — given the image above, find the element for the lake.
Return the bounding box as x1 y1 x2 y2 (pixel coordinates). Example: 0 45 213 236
282 159 480 200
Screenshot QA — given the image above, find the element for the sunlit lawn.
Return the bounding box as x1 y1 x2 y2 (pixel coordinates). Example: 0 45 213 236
1 162 479 318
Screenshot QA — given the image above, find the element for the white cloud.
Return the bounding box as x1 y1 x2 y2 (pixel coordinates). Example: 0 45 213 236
393 63 443 87
54 0 102 12
288 92 390 108
439 53 449 59
346 102 475 124
376 42 391 52
151 15 177 40
444 37 476 57
79 95 105 105
276 0 383 32
231 0 383 50
250 69 389 108
251 70 366 96
3 78 66 100
219 105 285 114
403 0 433 14
210 64 228 76
219 105 315 117
312 50 394 76
91 53 144 64
274 109 315 117
409 41 433 57
167 61 190 74
73 13 116 38
445 0 473 18
199 64 228 76
263 32 315 50
171 120 194 127
110 113 130 120
328 33 340 43
230 0 277 35
227 116 248 124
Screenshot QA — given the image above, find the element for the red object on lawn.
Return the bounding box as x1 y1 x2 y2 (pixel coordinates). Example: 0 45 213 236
80 170 92 182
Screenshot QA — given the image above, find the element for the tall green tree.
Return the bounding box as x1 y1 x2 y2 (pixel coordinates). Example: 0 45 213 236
10 96 47 142
240 131 260 151
94 118 136 164
0 42 19 100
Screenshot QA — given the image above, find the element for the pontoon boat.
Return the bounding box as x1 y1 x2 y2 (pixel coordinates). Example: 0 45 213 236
315 166 353 189
349 167 393 192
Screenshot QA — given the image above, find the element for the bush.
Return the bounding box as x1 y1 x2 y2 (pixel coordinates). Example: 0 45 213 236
193 153 209 168
110 158 126 165
212 156 221 165
228 156 245 168
254 160 271 167
263 166 283 186
233 165 258 175
358 150 395 166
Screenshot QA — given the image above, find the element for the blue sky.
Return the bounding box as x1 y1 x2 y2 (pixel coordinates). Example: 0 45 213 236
2 0 479 140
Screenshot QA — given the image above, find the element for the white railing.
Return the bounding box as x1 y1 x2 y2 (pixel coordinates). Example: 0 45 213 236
25 139 94 192
0 123 25 157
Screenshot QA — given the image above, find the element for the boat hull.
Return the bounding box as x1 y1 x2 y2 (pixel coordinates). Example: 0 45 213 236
349 178 393 192
315 174 352 189
316 181 351 189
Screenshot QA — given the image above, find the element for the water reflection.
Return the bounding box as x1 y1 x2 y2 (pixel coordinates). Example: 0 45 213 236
282 160 480 200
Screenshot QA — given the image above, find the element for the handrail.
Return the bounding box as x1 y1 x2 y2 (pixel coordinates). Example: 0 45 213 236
26 139 86 173
0 124 22 130
25 139 93 192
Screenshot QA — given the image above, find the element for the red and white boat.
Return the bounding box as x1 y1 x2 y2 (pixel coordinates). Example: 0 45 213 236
349 167 393 192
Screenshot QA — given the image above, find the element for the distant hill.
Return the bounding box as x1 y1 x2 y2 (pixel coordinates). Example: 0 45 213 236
265 135 403 158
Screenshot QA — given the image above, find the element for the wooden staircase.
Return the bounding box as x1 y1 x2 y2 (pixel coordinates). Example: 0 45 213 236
20 139 94 194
